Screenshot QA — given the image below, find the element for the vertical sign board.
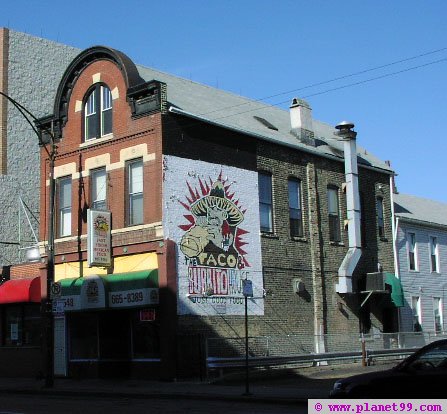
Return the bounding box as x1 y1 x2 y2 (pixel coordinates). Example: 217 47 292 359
163 155 264 316
87 209 112 268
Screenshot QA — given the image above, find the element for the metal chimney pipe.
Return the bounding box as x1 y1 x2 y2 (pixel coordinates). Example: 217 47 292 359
335 121 362 294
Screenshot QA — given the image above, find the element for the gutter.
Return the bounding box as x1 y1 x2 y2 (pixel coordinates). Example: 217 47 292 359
168 106 394 176
394 215 447 231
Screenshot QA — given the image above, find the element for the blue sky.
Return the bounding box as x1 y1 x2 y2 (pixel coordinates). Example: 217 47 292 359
2 1 447 202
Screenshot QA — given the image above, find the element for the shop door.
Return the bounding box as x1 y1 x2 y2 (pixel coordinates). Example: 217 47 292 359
98 311 131 377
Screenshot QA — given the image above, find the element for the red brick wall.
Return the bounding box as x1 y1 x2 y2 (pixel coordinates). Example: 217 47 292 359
39 58 164 256
9 262 40 280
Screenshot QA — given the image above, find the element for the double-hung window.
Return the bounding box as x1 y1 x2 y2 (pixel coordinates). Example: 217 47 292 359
58 176 72 237
288 178 303 237
408 232 418 271
258 172 273 233
84 84 112 141
376 197 385 238
327 187 341 242
430 236 439 273
127 159 143 226
91 168 107 210
412 296 422 332
434 297 443 333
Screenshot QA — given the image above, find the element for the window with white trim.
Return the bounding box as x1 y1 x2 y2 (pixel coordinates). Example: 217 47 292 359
434 297 443 333
258 172 273 233
408 232 418 271
126 159 143 226
412 296 422 332
57 176 72 237
288 178 303 237
327 186 341 242
84 84 112 140
430 236 439 273
90 168 107 210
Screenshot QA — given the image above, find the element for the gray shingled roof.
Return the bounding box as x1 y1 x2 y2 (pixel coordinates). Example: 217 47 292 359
394 193 447 227
136 64 392 173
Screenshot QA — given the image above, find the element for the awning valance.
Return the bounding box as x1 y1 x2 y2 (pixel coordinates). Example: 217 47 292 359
55 270 159 312
384 272 404 308
0 277 41 304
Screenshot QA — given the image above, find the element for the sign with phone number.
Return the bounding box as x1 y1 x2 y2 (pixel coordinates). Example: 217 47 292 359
109 288 159 308
53 288 159 312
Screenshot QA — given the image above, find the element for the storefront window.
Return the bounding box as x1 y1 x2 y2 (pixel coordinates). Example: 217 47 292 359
69 313 98 359
0 305 41 347
132 312 160 359
5 306 22 346
23 305 41 346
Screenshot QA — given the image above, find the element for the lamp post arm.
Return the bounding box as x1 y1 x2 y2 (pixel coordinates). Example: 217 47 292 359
0 91 55 159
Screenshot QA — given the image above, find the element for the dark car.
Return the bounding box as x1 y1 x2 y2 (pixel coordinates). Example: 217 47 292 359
330 339 447 398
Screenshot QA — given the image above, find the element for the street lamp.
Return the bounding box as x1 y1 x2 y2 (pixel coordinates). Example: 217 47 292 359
0 91 56 388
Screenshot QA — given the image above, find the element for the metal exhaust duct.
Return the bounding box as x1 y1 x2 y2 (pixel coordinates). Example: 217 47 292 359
335 121 362 294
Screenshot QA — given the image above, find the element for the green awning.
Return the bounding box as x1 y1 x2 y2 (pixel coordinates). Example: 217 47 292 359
55 270 159 312
59 277 83 296
104 270 158 291
384 272 404 307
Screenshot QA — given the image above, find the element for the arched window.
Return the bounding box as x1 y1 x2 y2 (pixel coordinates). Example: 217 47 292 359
84 84 112 140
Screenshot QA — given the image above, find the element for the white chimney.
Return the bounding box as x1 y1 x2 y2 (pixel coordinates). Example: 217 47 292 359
290 98 313 133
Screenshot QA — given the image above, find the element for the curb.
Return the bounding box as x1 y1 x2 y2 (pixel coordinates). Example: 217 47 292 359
0 387 308 405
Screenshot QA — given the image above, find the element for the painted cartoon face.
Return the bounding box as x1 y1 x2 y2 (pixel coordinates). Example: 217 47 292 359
206 205 228 228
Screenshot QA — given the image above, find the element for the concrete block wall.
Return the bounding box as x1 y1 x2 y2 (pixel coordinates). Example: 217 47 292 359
0 29 78 266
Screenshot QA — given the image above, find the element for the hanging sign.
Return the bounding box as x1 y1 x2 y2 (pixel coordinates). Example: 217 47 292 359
87 209 112 267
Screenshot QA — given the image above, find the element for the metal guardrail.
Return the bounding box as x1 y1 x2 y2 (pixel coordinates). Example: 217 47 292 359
205 332 447 376
206 348 415 370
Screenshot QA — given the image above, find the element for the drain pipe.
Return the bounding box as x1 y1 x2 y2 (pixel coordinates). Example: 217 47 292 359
336 121 362 294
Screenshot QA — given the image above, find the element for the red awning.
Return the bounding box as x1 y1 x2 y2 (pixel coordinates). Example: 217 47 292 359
0 277 41 304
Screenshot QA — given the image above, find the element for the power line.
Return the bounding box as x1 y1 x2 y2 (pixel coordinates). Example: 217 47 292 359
185 46 447 120
207 56 447 123
302 57 447 100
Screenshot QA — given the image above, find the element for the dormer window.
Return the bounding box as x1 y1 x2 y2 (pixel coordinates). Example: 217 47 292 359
84 84 112 141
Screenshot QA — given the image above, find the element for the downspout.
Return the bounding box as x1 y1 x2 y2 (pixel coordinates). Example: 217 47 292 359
336 122 362 294
389 169 402 331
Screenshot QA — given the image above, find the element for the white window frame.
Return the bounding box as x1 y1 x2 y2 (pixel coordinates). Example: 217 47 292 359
433 297 443 333
90 168 107 210
100 86 112 137
411 296 422 332
429 235 440 273
127 158 144 226
258 172 273 233
407 231 418 271
327 186 341 242
84 84 112 141
58 176 72 238
288 178 303 238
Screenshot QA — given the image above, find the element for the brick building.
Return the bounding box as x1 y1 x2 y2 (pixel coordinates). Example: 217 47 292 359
33 44 401 380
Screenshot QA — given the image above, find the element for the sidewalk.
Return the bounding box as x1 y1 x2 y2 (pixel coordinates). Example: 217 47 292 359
0 362 395 405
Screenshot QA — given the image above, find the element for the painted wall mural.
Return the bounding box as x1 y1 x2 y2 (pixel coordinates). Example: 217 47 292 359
163 155 264 316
